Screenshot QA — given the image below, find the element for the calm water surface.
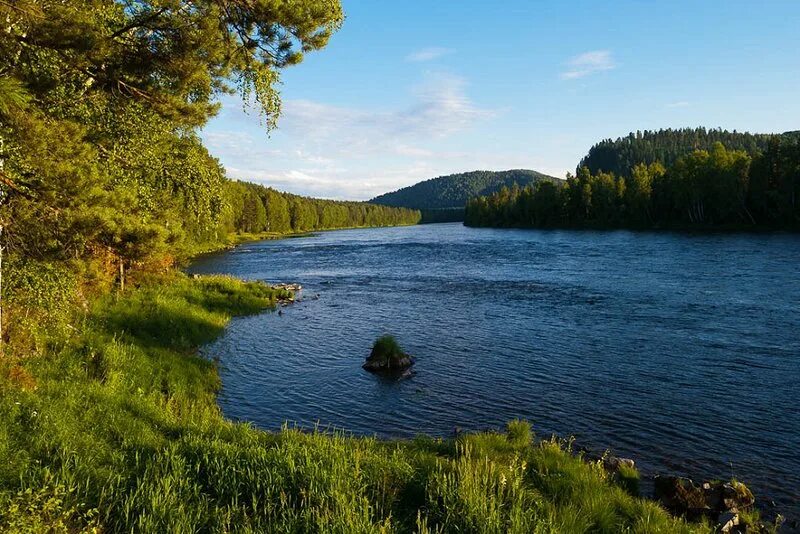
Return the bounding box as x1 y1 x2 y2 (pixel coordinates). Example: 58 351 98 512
190 223 800 518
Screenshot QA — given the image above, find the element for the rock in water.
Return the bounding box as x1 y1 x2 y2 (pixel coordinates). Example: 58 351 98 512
603 456 636 473
705 481 755 513
362 353 415 372
363 335 415 374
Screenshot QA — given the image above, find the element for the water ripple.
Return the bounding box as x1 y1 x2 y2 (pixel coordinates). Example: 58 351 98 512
191 223 800 521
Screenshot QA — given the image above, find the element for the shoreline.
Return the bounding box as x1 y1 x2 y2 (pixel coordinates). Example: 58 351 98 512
200 273 787 531
188 221 421 258
196 227 788 532
464 221 800 234
0 267 784 532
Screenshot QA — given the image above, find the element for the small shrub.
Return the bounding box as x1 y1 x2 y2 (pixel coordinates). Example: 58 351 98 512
0 483 100 534
4 257 81 354
370 334 404 362
506 420 532 446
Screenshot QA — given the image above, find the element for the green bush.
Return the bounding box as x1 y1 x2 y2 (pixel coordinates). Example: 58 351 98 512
3 256 80 354
0 479 100 534
506 419 532 446
369 334 405 363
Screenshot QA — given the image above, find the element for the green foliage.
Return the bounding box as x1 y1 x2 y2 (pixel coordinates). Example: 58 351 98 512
0 76 31 117
371 169 559 211
369 334 405 363
0 0 343 130
466 139 800 229
419 207 466 223
2 256 80 353
4 258 77 312
466 180 570 228
0 276 712 533
747 134 800 226
614 464 641 497
506 420 532 447
580 127 775 177
423 444 540 532
226 180 421 236
0 476 100 534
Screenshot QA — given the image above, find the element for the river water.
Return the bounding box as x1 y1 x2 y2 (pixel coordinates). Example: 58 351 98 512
189 223 800 519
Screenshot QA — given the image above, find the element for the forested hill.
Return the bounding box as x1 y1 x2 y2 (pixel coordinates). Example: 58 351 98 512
579 127 780 176
370 169 559 210
466 138 800 230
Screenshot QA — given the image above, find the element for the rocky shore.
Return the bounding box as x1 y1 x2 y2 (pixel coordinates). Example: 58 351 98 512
591 452 783 532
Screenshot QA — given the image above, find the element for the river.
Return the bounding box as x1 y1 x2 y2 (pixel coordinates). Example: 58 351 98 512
189 223 800 519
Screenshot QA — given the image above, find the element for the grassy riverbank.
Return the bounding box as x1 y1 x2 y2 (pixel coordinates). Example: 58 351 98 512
0 274 742 532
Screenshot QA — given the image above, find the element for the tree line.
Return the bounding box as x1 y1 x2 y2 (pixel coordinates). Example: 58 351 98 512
579 127 779 177
465 138 800 229
228 180 419 235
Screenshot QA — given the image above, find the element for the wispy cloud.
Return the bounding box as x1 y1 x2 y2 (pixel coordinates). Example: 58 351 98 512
666 101 690 108
234 166 435 200
406 47 454 62
561 50 615 80
202 74 501 199
280 73 495 144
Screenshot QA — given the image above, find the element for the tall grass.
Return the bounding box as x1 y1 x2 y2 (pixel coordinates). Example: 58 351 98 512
0 274 716 532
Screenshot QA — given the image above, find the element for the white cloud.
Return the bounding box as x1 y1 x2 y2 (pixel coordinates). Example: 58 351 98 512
392 143 435 158
406 47 454 62
202 74 546 200
278 73 496 150
203 131 285 160
666 101 690 108
229 165 441 200
561 50 615 80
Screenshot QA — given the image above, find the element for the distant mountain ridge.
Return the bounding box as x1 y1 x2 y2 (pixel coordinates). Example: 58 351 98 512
370 169 560 211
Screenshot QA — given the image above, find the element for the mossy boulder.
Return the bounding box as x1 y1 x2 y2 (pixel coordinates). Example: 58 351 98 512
654 476 709 519
654 476 755 522
363 335 415 373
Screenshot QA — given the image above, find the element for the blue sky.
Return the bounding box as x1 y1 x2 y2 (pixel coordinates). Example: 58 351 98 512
201 0 800 200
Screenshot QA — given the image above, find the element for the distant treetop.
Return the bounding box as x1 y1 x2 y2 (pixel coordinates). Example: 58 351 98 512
578 127 786 177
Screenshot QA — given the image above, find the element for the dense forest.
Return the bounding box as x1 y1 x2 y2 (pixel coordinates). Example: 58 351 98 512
579 127 780 177
371 169 558 211
0 0 415 327
466 135 800 229
229 180 419 234
417 207 466 224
